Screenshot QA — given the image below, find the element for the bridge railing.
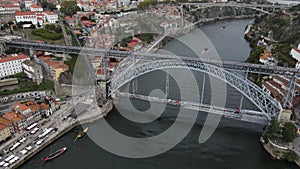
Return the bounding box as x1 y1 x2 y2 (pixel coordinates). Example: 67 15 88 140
110 59 281 120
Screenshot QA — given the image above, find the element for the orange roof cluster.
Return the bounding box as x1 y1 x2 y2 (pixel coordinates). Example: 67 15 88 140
65 16 76 21
0 53 29 63
262 82 283 102
260 50 273 60
0 117 11 130
293 47 300 54
44 11 55 15
45 60 69 70
15 10 36 16
1 101 52 126
24 102 40 112
40 103 49 110
1 4 19 8
30 4 42 8
97 68 104 75
13 102 31 112
3 111 24 123
38 55 51 61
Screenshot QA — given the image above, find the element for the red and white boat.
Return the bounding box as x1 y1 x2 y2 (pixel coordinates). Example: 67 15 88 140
44 147 67 162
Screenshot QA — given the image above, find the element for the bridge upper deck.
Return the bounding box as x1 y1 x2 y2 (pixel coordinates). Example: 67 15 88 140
4 40 300 77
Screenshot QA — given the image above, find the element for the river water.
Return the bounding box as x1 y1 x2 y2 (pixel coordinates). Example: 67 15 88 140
20 19 300 169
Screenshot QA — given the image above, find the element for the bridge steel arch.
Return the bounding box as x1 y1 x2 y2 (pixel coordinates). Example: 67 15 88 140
110 59 282 120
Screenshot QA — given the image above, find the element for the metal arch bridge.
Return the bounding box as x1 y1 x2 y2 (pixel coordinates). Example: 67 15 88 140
180 2 288 8
180 2 289 14
4 40 300 77
109 59 282 122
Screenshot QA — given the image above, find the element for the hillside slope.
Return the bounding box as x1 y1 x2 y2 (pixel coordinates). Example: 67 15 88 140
247 5 300 67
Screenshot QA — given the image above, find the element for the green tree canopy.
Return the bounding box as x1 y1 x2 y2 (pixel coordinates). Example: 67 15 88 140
266 119 281 140
60 0 80 16
282 122 297 143
41 0 55 10
285 151 297 162
138 0 158 10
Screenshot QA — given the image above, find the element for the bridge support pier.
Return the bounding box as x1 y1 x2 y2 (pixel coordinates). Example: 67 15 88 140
201 74 205 104
29 48 34 57
239 69 249 110
283 73 296 109
132 78 138 94
99 81 108 99
0 42 6 55
165 71 169 99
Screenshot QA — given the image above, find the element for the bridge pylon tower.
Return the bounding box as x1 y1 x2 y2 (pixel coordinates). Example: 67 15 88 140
239 69 249 110
165 70 169 99
282 73 296 109
132 78 138 94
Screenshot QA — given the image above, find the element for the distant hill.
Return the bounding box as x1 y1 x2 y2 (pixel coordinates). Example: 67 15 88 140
254 6 300 43
248 5 300 67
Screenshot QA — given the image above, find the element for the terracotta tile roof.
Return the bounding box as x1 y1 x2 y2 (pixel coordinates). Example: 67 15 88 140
97 68 104 75
260 50 273 60
3 111 24 123
15 11 36 16
0 53 29 63
65 16 76 20
0 117 11 127
262 82 283 102
13 102 30 112
268 80 284 92
25 102 40 112
22 59 37 67
45 61 69 70
40 103 49 109
293 47 300 54
0 124 8 130
30 4 42 8
272 76 289 86
44 11 55 15
38 56 51 61
1 4 19 8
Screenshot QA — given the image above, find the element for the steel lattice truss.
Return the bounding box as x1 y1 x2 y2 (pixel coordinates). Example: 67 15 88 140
110 60 282 120
4 40 300 76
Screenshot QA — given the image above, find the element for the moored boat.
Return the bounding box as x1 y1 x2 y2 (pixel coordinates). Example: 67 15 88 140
76 127 89 139
44 147 67 162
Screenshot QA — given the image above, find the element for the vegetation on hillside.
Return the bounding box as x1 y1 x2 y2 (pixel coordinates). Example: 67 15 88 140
60 0 81 16
0 72 54 96
32 24 63 41
263 119 297 144
248 5 300 69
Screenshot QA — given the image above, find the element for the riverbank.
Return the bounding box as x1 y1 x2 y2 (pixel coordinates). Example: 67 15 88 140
11 100 113 169
149 15 256 53
260 134 300 167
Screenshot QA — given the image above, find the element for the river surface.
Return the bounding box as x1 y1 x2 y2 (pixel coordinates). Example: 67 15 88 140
20 19 300 169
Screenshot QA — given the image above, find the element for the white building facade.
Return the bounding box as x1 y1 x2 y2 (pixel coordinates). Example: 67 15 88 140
44 12 58 24
291 44 300 62
30 4 43 12
0 4 20 12
15 11 38 25
22 0 34 10
0 54 30 78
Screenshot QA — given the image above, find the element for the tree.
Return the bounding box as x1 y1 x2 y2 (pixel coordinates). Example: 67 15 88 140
266 119 281 140
30 24 36 29
41 0 55 10
137 0 158 10
285 151 297 162
282 122 297 143
60 0 81 16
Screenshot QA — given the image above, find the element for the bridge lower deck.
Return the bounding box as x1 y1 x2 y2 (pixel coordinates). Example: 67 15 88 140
113 91 269 124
